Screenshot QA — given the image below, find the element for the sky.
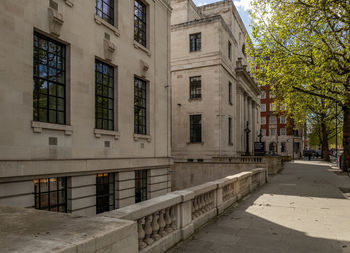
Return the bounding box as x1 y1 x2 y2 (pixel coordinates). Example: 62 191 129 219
193 0 252 35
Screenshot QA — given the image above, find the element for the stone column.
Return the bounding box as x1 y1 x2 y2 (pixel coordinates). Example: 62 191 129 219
251 101 256 153
243 93 248 152
236 86 244 153
249 97 253 154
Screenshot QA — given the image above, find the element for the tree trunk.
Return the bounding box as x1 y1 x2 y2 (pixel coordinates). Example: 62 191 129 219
320 115 330 162
342 101 350 170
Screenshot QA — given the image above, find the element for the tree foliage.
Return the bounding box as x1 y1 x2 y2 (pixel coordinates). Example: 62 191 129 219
247 0 350 167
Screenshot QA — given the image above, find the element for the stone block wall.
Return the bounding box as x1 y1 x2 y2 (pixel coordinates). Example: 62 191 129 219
0 167 171 216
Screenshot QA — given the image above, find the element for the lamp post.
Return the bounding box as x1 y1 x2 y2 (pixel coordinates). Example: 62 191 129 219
258 129 263 142
245 121 251 156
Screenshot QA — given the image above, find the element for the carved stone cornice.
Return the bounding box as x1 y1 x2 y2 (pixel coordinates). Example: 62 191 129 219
235 58 260 96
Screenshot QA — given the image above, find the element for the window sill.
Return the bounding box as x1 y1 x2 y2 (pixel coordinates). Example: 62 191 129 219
134 134 151 142
133 41 151 56
64 0 74 7
94 15 120 37
189 98 202 102
187 142 204 145
94 129 120 139
31 121 73 135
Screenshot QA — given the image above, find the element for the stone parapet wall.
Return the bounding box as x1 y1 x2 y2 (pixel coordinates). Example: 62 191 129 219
171 156 283 190
104 168 268 253
0 206 138 253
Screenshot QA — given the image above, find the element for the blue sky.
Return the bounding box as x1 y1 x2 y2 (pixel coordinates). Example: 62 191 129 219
193 0 252 35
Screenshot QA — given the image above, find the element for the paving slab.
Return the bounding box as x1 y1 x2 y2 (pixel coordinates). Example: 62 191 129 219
168 160 350 253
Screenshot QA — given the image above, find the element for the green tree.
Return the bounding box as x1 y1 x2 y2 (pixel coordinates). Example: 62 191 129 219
248 0 350 169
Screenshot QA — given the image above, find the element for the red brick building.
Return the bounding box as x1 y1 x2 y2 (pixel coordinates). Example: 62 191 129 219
260 84 303 157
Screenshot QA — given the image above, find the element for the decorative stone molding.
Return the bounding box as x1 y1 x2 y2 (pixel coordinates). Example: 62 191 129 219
133 41 152 56
94 15 120 37
140 60 149 78
104 39 116 61
94 129 120 139
31 121 73 135
48 8 64 37
64 0 74 7
133 134 152 142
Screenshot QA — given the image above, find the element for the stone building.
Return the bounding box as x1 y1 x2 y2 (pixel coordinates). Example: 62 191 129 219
171 0 261 161
260 84 304 157
0 0 172 216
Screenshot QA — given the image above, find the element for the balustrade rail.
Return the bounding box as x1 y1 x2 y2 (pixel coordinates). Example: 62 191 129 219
103 168 268 253
212 156 263 164
137 205 177 250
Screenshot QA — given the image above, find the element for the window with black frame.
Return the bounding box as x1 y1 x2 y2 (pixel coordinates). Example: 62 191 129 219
134 0 147 47
34 177 67 212
96 173 115 214
134 77 147 135
95 60 114 131
189 76 201 99
135 170 148 203
189 33 201 52
96 0 114 25
33 32 66 125
190 114 202 143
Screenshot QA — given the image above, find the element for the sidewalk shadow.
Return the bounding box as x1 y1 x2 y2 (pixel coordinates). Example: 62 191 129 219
168 162 350 253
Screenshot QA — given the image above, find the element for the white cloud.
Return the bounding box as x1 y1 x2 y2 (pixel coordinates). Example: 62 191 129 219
233 0 252 11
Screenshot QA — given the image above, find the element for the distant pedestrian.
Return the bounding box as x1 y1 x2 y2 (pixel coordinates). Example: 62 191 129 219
308 153 312 160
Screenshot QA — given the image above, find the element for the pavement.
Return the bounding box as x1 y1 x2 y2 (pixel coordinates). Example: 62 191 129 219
168 160 350 253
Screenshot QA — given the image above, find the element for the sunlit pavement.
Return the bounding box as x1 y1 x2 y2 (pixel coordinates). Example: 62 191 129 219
168 160 350 253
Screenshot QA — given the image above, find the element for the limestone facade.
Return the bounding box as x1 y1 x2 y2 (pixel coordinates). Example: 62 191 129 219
171 0 261 161
0 0 172 216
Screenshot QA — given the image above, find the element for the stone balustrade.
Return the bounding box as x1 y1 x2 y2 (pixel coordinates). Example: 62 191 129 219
102 168 268 253
212 156 263 164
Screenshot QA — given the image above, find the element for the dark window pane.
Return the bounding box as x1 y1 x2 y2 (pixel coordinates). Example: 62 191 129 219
190 114 202 143
190 33 201 52
49 110 56 123
135 170 148 203
57 85 64 98
39 94 47 108
95 60 114 131
134 77 147 135
189 76 201 99
39 109 47 122
33 33 66 124
134 0 147 47
49 96 56 110
57 112 65 124
33 177 67 213
96 173 115 214
96 0 114 25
